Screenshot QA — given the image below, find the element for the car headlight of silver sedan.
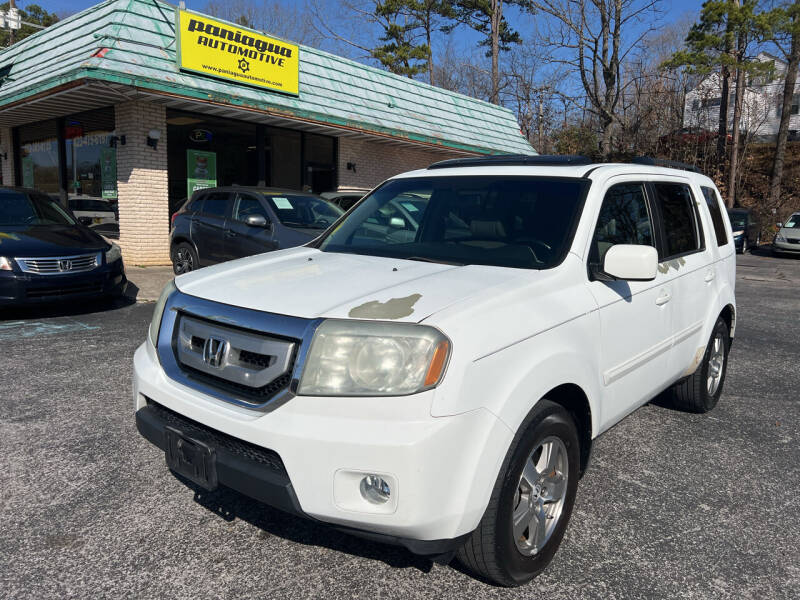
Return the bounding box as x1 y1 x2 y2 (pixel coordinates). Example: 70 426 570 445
298 320 450 396
105 242 122 263
775 233 787 243
149 280 177 347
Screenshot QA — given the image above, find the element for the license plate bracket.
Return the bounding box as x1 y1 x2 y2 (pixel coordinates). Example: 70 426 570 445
165 426 218 490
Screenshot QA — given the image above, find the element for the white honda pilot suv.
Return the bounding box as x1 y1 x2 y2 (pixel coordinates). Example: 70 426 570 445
135 155 736 586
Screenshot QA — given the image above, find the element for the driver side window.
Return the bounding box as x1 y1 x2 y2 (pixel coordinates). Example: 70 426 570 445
591 183 654 269
234 194 268 222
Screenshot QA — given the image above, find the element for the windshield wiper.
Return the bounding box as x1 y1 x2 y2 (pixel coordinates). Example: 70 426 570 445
405 256 465 266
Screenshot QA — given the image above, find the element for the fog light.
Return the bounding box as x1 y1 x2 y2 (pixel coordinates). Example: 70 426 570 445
360 474 391 504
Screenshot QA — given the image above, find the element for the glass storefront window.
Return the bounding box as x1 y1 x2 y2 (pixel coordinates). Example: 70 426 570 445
18 120 59 195
167 110 258 215
268 127 301 190
64 108 116 201
303 133 336 194
166 109 338 216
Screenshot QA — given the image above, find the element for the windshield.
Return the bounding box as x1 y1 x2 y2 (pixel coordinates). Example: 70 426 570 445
318 176 589 269
728 212 747 229
264 194 343 229
784 214 800 229
0 189 76 226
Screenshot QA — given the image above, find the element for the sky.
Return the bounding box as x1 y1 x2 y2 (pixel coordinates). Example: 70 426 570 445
29 0 703 29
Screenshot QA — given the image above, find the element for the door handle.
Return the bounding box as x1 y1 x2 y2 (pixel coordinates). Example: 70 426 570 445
225 230 237 238
655 291 672 306
704 269 715 283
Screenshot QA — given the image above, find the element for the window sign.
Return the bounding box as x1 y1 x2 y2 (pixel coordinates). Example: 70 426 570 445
187 149 217 197
176 9 299 95
100 148 117 199
22 156 34 188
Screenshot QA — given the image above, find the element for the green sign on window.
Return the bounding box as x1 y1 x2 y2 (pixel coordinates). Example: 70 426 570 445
187 149 217 198
22 157 34 188
100 147 117 199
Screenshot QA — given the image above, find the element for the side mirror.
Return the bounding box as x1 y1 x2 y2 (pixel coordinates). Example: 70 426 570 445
603 244 658 281
246 214 269 228
389 216 406 228
776 222 783 228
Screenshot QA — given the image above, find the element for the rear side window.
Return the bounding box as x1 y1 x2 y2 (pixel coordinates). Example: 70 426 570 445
652 183 702 258
199 192 230 218
590 183 654 267
701 186 729 246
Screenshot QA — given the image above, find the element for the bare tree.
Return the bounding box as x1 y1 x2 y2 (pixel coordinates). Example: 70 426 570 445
530 0 661 158
204 0 324 47
767 1 800 211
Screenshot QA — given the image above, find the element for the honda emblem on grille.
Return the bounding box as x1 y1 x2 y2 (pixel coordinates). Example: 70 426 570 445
202 337 228 368
58 259 72 272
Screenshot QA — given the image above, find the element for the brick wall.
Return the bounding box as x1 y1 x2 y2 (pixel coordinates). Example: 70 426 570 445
115 101 170 266
1 127 15 186
337 137 470 190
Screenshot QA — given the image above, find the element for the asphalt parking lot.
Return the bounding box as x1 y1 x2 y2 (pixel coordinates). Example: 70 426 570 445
2 251 799 600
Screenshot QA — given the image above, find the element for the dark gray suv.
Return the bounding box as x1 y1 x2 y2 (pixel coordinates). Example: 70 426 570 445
170 187 343 274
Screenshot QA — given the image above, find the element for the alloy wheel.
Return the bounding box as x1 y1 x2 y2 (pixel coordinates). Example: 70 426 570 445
175 248 194 274
706 332 725 396
512 436 568 556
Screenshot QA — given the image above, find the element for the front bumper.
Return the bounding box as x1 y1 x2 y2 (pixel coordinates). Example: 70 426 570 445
773 239 800 254
0 258 126 305
133 341 513 551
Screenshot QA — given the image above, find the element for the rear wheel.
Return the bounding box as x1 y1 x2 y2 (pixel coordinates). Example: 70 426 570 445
171 242 198 275
670 317 730 413
457 400 579 587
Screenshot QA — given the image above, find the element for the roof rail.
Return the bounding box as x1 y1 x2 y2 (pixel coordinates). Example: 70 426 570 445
427 154 593 170
631 156 701 173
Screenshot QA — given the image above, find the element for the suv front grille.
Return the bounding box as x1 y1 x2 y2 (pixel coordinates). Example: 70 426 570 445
146 399 287 475
174 314 298 404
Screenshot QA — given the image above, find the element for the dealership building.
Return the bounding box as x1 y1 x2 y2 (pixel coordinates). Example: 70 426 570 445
0 0 534 264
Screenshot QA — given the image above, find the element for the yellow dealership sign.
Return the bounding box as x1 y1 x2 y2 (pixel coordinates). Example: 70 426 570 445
176 9 299 95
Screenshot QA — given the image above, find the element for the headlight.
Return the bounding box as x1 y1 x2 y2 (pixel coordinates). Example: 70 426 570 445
775 234 787 243
105 242 122 263
148 280 177 347
298 319 450 396
0 257 12 271
732 230 744 239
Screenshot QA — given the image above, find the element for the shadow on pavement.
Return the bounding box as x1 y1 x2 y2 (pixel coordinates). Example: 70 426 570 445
0 287 137 321
170 473 437 574
748 244 800 259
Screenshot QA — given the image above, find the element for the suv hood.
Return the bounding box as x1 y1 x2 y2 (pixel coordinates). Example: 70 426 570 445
175 247 529 322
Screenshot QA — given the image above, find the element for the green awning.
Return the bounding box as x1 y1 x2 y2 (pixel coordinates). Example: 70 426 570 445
0 0 535 156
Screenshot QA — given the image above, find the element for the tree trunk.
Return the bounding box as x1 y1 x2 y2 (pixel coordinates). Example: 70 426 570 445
490 0 501 104
768 15 800 209
727 31 746 209
717 66 730 165
717 9 734 166
426 13 434 86
600 116 614 157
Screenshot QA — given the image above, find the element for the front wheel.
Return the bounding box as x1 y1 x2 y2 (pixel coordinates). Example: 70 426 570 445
457 400 580 586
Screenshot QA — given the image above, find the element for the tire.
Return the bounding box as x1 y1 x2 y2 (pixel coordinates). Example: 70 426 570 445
457 400 580 587
670 317 730 413
171 242 198 275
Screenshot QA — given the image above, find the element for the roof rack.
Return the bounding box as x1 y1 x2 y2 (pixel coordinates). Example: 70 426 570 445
427 154 593 170
630 156 701 173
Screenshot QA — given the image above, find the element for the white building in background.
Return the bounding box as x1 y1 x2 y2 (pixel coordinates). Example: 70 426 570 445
683 52 800 142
